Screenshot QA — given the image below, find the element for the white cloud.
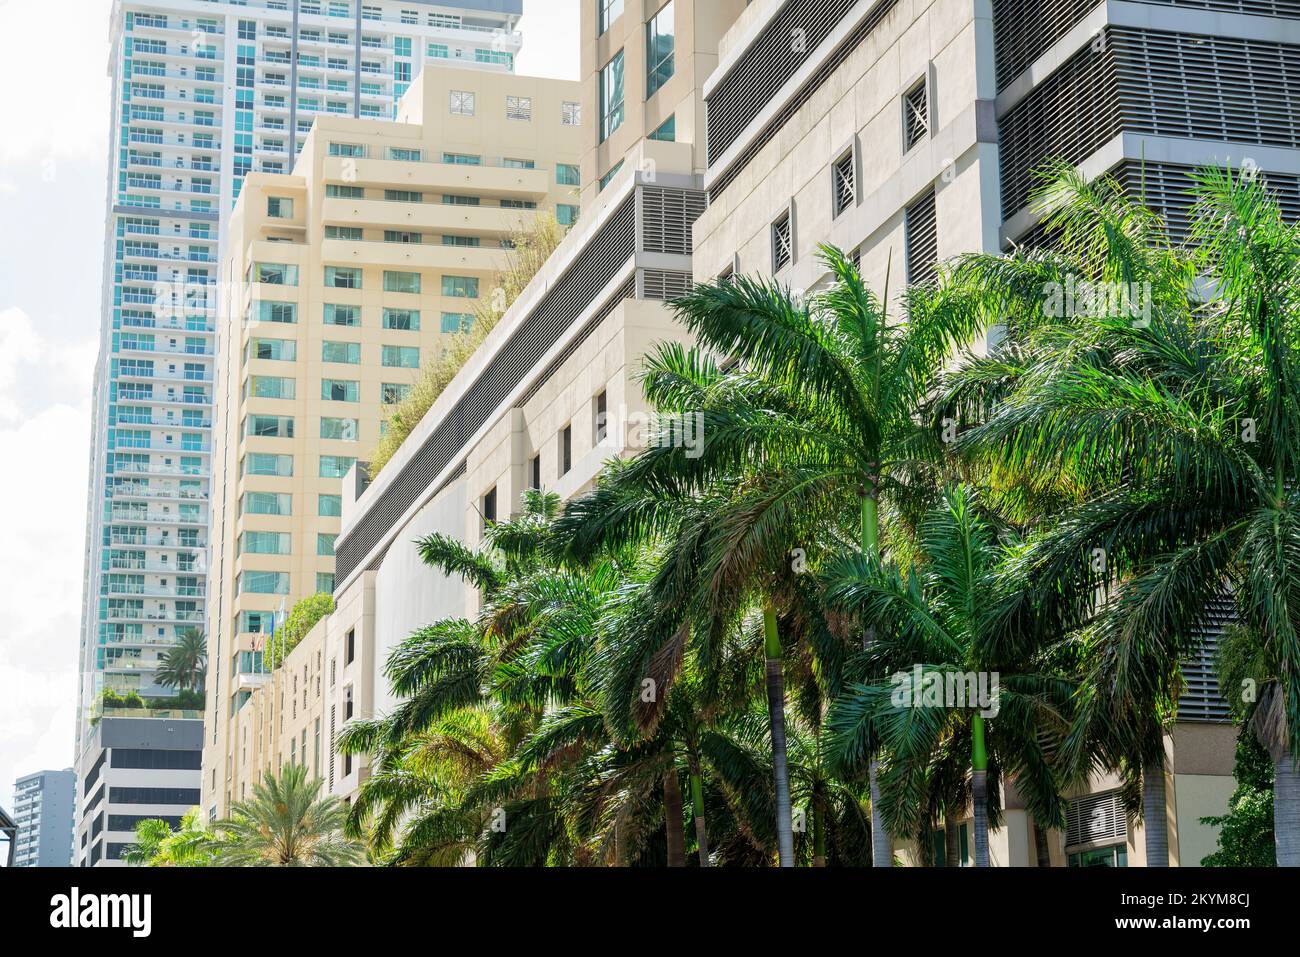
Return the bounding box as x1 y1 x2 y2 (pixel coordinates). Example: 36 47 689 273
0 307 94 797
516 0 581 80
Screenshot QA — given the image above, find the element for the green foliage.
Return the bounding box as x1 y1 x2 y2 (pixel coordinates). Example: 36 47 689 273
124 808 218 867
154 628 207 691
213 764 364 866
265 593 335 670
1201 728 1275 867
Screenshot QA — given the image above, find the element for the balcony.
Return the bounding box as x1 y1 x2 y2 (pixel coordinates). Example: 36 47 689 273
321 237 507 272
322 197 532 234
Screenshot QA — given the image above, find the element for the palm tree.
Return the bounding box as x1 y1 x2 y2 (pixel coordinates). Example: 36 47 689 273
123 809 217 867
572 246 979 864
155 628 207 692
214 764 364 866
823 485 1074 865
938 164 1300 865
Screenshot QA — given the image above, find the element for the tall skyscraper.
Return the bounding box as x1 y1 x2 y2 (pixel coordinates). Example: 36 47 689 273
10 769 76 867
76 0 524 847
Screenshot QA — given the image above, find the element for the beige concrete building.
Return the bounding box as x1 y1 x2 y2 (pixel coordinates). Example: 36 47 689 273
202 64 582 817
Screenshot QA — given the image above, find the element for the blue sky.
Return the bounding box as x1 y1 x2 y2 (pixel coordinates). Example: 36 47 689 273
0 0 579 807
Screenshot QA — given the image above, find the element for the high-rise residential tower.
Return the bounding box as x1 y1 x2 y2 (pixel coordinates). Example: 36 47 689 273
76 0 523 841
9 769 76 867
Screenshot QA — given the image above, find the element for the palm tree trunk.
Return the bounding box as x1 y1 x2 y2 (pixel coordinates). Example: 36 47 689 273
971 714 990 867
945 811 960 867
812 781 827 867
689 764 710 866
663 768 687 867
1143 758 1169 867
869 759 891 867
1275 753 1300 867
763 603 795 867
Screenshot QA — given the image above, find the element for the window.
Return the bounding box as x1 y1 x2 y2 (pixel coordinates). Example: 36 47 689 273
560 424 573 476
322 341 361 364
253 263 298 285
319 494 343 517
321 379 359 402
244 492 291 516
442 152 481 166
598 0 623 35
903 79 929 152
562 101 581 126
247 415 294 438
1068 845 1128 867
267 196 294 218
530 454 541 490
325 266 361 288
832 150 856 217
383 308 420 331
240 571 289 595
318 533 338 556
594 390 608 444
449 90 475 116
557 204 580 227
772 211 792 271
320 455 357 478
384 270 421 294
321 417 358 440
325 226 363 240
441 276 478 298
326 184 364 199
649 115 676 142
506 96 532 121
482 486 497 527
243 531 290 555
328 142 365 157
557 163 580 187
384 230 423 244
599 160 624 192
444 194 480 206
502 158 535 170
253 301 296 324
324 304 360 327
440 312 474 334
387 147 422 161
600 51 625 142
646 2 675 99
244 453 293 477
346 629 355 664
249 375 295 399
381 345 420 368
252 338 296 361
384 189 423 202
382 382 412 405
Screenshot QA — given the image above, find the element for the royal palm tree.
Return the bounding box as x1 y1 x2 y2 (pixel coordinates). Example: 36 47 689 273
214 764 363 866
824 485 1076 866
124 808 217 866
155 628 207 692
938 164 1300 865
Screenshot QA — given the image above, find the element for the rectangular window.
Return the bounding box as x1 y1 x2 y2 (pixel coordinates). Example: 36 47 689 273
251 338 296 361
328 142 365 157
772 212 792 271
649 115 676 142
449 90 475 116
324 304 360 327
240 571 290 595
594 389 608 444
482 487 497 526
318 494 343 517
326 185 364 199
506 96 532 121
598 0 623 35
243 531 290 555
388 146 421 161
384 189 423 203
317 533 338 556
243 492 291 516
557 163 580 187
322 341 361 364
442 152 481 166
247 415 294 439
383 308 420 331
384 230 423 244
381 345 420 368
600 50 625 142
557 204 580 227
325 225 363 240
530 453 541 490
321 379 360 403
254 263 298 285
646 2 675 99
560 423 572 476
267 196 294 218
320 455 357 478
320 417 359 440
441 275 478 298
561 101 581 126
904 79 929 152
253 301 297 324
833 150 856 217
325 266 362 288
244 453 293 477
382 382 412 405
249 375 295 400
599 160 624 192
384 271 421 294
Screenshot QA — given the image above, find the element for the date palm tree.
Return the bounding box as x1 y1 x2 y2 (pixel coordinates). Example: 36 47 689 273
939 163 1300 865
214 764 363 866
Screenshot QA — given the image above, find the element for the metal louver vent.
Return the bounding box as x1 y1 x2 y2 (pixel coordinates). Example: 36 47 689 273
707 0 901 200
772 214 792 271
992 0 1100 92
904 187 938 286
328 705 335 791
1065 790 1127 848
641 269 694 301
334 198 637 582
833 152 856 217
640 186 708 255
1178 594 1236 723
903 80 929 151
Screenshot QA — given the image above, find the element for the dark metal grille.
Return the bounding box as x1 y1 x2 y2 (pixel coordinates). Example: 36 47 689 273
334 198 637 582
993 0 1104 92
903 80 930 151
707 0 901 201
773 214 793 270
904 187 938 286
1178 594 1235 723
1065 790 1127 847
